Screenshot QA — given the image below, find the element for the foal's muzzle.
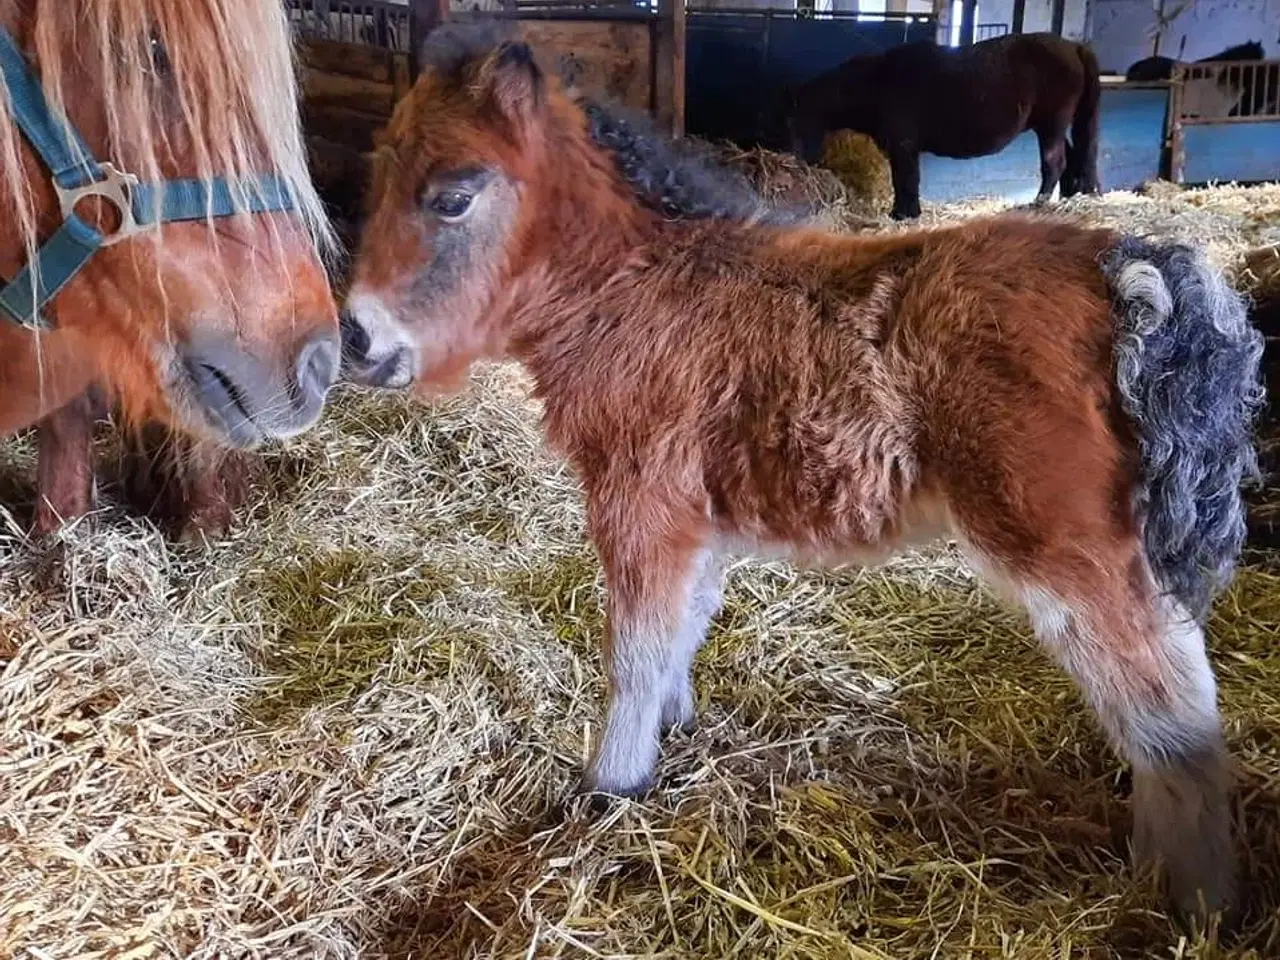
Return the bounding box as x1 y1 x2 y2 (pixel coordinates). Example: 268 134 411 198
338 304 414 390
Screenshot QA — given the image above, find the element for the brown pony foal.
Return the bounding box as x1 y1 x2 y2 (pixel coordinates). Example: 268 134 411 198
342 25 1264 921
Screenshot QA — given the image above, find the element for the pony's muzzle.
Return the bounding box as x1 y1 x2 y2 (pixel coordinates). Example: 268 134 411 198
181 330 339 448
338 298 415 390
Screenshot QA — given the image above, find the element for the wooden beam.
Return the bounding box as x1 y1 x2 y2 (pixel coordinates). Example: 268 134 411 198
1011 0 1025 33
653 0 686 137
408 0 449 81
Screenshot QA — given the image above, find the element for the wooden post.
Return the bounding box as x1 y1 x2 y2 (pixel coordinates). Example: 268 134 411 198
654 0 686 137
958 0 976 45
409 0 450 81
1168 64 1185 183
1011 0 1025 33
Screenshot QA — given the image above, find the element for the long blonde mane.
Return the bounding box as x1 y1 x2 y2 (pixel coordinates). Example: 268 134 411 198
0 0 334 274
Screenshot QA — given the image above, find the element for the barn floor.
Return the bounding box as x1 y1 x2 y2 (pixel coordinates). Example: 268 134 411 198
3 185 1280 959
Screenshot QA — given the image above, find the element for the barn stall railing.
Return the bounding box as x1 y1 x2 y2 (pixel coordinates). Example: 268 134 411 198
287 0 412 49
1170 58 1280 185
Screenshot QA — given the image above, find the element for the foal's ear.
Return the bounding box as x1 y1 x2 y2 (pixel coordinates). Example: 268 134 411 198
476 41 545 135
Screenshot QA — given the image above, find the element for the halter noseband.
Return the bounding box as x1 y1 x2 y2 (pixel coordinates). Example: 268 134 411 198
0 27 296 330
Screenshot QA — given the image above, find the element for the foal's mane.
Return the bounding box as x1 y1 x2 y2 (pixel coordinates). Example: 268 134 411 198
422 18 801 226
0 0 333 265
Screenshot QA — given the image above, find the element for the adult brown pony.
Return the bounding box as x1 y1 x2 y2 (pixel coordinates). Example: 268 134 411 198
343 24 1263 923
769 32 1101 220
0 0 340 527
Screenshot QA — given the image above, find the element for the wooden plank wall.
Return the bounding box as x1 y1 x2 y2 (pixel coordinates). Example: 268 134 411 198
301 38 410 153
300 20 661 154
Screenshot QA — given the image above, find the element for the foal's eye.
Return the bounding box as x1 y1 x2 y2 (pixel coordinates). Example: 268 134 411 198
428 190 474 221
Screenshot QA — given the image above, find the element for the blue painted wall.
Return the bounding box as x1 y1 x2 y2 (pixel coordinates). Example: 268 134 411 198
1181 123 1280 184
919 85 1171 203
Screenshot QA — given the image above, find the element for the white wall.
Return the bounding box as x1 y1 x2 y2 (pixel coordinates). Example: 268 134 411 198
1088 0 1280 74
936 0 1089 45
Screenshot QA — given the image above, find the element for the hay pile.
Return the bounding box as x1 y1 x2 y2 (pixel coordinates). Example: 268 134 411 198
818 130 893 217
697 139 881 231
3 185 1280 959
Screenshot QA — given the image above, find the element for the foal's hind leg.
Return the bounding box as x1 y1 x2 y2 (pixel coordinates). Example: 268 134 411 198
966 543 1235 921
1034 126 1069 204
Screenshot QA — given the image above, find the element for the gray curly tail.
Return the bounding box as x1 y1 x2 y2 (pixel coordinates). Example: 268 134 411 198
1102 236 1266 621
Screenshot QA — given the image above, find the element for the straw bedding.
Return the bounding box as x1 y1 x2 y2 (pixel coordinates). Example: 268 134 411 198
3 181 1280 959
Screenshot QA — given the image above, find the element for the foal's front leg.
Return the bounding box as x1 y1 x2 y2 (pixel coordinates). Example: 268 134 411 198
660 548 725 734
582 521 714 799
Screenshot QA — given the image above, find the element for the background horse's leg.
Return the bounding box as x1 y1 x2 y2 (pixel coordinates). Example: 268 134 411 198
1034 126 1069 204
1063 44 1103 196
31 388 106 536
886 143 922 220
120 424 256 542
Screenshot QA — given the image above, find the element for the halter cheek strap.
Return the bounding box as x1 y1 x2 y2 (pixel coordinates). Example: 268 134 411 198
0 27 296 330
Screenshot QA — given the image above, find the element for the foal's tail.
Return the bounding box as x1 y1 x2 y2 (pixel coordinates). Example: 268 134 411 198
1103 237 1266 621
1064 45 1101 194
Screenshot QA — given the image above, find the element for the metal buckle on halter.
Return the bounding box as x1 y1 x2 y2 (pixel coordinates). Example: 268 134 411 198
55 162 147 246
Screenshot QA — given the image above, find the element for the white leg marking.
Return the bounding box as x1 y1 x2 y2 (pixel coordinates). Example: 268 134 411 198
660 549 725 733
962 543 1234 917
583 549 724 797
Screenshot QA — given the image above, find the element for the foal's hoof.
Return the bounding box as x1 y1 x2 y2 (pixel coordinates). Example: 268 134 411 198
578 776 653 814
660 690 697 736
1168 872 1239 935
1134 825 1238 932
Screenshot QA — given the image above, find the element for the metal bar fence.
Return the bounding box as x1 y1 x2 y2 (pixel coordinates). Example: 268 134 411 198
1172 59 1280 124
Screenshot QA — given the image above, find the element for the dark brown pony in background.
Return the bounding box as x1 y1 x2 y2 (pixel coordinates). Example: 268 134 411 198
0 0 340 537
342 22 1263 924
771 32 1101 219
1125 39 1265 82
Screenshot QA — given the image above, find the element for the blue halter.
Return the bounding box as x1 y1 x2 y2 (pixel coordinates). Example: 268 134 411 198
0 27 297 330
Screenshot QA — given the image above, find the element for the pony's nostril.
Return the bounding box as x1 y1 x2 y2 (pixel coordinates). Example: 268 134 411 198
296 334 339 400
339 308 370 363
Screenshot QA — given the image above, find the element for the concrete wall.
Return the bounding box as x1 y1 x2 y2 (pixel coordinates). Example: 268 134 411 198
1088 0 1280 74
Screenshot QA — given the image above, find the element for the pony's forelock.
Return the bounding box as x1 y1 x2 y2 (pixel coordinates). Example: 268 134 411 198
0 0 335 295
